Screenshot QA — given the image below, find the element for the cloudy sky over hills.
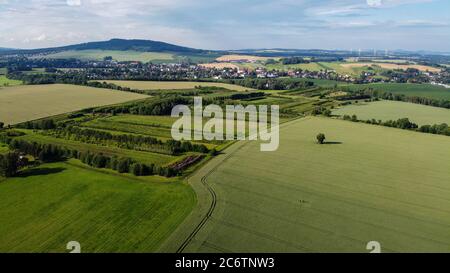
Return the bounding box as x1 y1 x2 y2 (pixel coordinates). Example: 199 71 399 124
0 0 449 51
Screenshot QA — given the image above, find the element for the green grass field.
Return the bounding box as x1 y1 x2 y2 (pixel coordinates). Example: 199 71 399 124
173 117 450 253
103 80 254 91
0 160 195 252
341 83 450 100
0 84 148 125
0 143 9 154
0 67 22 86
333 100 450 126
0 76 22 87
39 50 175 63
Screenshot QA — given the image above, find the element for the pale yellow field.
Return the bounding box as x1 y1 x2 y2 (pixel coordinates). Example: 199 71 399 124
216 54 272 62
199 63 241 70
0 84 148 125
328 91 349 97
341 63 441 73
104 80 254 91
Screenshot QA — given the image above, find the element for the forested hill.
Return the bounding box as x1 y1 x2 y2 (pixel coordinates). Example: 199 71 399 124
0 39 208 55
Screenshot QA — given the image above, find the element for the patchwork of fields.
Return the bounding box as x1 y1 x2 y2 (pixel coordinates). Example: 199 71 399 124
103 80 254 91
0 84 148 125
0 160 195 252
1 77 450 253
172 117 450 253
333 100 450 126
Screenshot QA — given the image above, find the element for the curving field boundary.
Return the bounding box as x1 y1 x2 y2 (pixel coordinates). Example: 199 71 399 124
157 118 303 253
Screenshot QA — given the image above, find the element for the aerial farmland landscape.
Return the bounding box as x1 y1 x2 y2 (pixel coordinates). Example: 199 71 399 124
0 0 450 267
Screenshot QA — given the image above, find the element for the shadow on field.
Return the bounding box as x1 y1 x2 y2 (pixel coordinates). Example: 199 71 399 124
323 141 343 145
17 167 66 178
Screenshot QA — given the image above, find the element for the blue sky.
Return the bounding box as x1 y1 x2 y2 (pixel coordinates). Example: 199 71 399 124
0 0 449 51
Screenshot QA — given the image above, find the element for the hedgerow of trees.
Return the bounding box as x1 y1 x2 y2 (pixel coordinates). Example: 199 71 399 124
44 126 209 155
342 115 450 136
2 139 182 178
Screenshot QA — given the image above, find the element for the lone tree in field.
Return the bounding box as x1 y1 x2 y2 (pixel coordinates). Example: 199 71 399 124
316 133 326 144
0 122 4 129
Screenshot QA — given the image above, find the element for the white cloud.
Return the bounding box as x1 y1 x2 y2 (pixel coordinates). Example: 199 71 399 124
67 0 81 6
367 0 382 7
309 0 433 16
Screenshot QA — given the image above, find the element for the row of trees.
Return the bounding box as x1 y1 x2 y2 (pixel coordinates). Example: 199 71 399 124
85 81 146 95
346 89 450 110
225 78 315 90
9 139 68 162
230 92 266 100
78 151 179 177
93 96 191 116
0 152 21 177
281 57 309 65
342 115 450 136
19 119 56 130
47 126 209 155
311 107 332 117
379 92 450 109
4 139 181 177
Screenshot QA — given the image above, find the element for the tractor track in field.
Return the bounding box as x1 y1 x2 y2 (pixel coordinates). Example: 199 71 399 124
175 117 303 253
176 148 236 253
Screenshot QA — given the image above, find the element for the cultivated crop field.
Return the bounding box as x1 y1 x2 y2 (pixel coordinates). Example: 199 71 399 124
333 100 450 126
38 50 175 63
103 80 254 91
0 84 148 125
173 117 450 253
0 160 195 252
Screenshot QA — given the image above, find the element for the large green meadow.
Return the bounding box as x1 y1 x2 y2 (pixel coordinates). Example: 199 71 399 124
0 160 195 252
178 117 450 253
